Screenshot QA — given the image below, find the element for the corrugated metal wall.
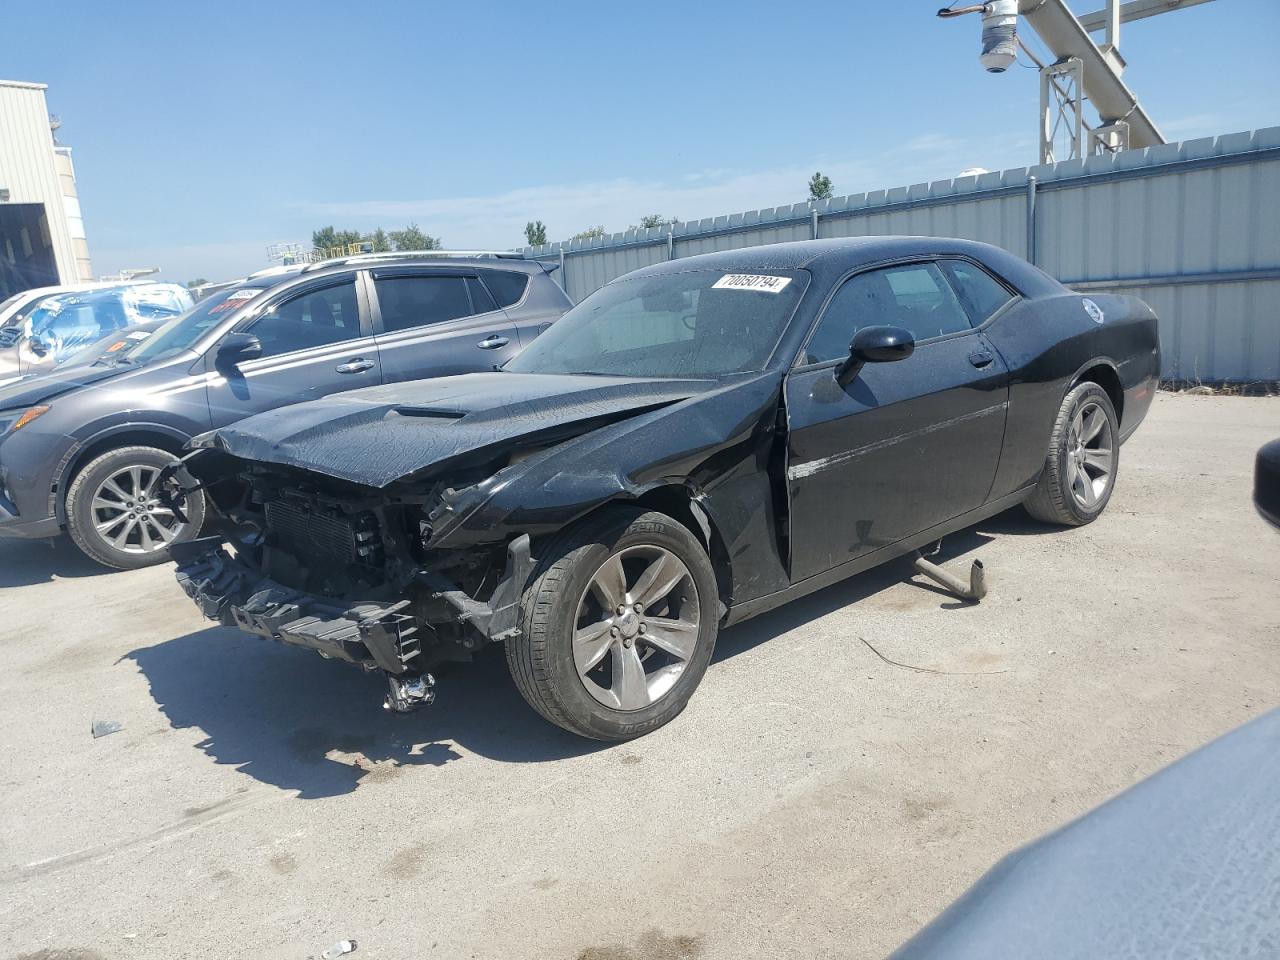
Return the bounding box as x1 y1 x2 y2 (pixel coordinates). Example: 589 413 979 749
0 81 84 286
524 127 1280 383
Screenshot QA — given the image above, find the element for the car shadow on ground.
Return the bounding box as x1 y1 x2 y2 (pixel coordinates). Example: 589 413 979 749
0 535 112 587
126 509 1042 799
126 627 610 799
712 522 1004 663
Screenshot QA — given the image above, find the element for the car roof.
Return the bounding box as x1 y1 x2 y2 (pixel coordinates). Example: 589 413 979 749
195 254 550 301
299 251 549 279
618 236 1063 299
38 284 179 305
6 280 147 301
227 272 300 291
622 236 990 276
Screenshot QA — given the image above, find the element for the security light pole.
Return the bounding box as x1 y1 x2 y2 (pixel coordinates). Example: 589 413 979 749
938 0 1217 163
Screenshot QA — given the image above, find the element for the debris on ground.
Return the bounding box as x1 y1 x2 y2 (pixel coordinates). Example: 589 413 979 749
860 638 1008 676
321 939 357 959
90 720 123 739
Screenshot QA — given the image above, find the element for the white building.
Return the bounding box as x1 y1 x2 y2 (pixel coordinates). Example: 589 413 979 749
0 79 93 300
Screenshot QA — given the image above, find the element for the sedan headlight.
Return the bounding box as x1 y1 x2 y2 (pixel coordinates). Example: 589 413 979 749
0 405 51 435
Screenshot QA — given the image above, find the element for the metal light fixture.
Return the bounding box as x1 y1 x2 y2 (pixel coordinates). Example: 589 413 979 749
980 0 1019 72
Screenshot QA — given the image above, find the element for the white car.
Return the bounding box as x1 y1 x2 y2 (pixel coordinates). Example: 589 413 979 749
0 280 128 327
0 282 193 380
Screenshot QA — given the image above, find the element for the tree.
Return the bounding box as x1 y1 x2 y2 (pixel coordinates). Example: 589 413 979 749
369 228 391 253
524 220 548 246
388 223 441 252
634 214 677 230
571 225 606 241
185 278 209 290
807 171 834 202
312 226 364 257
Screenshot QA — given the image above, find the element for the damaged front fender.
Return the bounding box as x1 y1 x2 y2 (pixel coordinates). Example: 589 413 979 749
424 372 794 606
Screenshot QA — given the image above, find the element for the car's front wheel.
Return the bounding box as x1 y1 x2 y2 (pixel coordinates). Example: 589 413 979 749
506 507 720 741
65 445 205 569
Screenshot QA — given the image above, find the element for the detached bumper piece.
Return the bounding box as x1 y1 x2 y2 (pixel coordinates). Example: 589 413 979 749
172 538 432 712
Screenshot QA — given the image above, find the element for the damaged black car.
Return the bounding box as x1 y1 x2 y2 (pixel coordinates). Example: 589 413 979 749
167 237 1160 740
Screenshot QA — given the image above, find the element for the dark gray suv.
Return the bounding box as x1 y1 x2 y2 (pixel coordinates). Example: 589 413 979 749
0 252 570 568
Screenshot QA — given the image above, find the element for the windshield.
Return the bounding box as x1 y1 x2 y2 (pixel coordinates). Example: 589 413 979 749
3 291 61 330
118 286 266 365
507 268 810 379
0 292 27 324
59 326 154 369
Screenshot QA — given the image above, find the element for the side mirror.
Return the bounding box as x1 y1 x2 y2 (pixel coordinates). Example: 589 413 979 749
215 332 263 369
835 325 915 387
27 335 51 357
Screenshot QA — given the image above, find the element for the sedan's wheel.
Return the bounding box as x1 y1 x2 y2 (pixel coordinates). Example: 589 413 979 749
1024 382 1120 526
574 545 701 710
507 508 719 741
65 445 206 569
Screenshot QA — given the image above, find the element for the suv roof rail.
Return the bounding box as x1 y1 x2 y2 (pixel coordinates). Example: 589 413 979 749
302 250 526 272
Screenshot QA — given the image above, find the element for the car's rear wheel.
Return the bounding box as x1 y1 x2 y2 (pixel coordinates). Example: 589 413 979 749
65 445 205 569
1024 382 1120 526
506 507 720 741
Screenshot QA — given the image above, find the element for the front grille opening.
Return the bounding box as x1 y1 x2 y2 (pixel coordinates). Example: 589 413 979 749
265 500 363 566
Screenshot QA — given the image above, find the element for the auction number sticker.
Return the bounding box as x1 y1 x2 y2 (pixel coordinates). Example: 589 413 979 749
210 289 259 314
712 274 792 293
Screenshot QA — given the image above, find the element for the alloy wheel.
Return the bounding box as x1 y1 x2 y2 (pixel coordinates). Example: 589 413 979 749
573 545 701 711
1066 399 1115 509
90 464 186 555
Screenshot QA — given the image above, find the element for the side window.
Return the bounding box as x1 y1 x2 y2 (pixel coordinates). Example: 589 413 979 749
247 281 361 358
374 275 475 333
478 270 529 308
941 260 1014 325
466 276 497 314
804 262 973 363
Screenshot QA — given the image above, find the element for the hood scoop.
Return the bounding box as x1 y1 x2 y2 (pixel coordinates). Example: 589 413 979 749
392 406 467 421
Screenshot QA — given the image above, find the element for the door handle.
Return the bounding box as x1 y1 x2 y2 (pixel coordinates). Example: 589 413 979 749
335 357 375 374
969 351 994 368
477 335 510 350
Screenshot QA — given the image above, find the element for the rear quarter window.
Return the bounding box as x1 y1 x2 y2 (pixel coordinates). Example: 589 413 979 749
479 270 530 308
941 260 1015 324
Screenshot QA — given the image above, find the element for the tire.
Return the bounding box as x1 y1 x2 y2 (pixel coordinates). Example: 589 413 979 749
1024 381 1120 526
65 445 206 570
506 507 720 741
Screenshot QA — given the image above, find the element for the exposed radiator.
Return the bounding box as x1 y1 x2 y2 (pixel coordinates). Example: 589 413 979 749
265 500 361 565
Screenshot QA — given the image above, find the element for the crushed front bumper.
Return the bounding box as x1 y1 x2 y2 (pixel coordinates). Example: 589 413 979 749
170 537 424 675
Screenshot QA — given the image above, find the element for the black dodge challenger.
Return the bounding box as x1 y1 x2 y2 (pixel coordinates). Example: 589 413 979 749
168 237 1160 740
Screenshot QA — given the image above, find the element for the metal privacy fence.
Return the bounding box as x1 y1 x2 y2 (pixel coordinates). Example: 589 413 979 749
523 127 1280 383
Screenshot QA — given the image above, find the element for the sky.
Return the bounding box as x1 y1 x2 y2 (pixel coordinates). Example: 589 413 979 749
5 0 1278 283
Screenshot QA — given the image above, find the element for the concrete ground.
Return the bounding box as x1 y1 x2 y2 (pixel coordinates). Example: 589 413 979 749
2 393 1277 960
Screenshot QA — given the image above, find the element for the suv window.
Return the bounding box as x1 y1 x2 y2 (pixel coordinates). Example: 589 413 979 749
248 281 361 358
805 262 973 363
479 270 529 308
941 259 1014 324
374 275 477 333
466 276 497 314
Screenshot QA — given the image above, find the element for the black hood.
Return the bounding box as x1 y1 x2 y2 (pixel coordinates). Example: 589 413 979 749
0 362 130 410
194 372 717 488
